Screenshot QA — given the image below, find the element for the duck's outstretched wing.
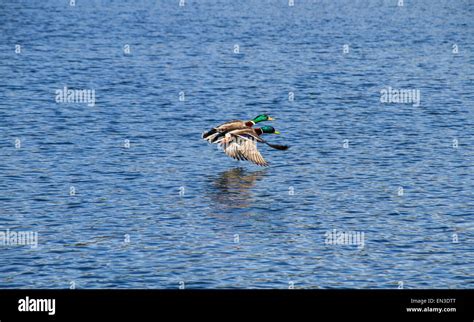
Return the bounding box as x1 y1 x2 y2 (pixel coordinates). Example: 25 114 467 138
222 135 268 167
223 140 248 161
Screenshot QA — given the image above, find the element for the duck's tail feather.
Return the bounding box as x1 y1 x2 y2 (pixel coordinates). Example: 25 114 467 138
202 128 217 139
204 132 225 143
210 133 225 143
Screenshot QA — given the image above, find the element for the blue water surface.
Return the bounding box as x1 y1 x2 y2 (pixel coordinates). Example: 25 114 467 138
0 0 473 288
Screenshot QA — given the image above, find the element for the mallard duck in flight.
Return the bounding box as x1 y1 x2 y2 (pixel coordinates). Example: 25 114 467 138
215 125 289 167
202 114 273 143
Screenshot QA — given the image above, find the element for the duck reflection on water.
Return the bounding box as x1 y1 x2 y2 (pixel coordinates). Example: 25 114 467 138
207 167 268 210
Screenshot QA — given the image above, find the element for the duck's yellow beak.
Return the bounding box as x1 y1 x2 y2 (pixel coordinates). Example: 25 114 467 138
268 116 275 121
274 131 280 134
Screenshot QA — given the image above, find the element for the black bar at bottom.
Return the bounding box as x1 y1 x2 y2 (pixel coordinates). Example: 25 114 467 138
0 289 472 321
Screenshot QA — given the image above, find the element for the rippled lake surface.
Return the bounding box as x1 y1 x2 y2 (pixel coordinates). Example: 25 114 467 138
0 0 473 288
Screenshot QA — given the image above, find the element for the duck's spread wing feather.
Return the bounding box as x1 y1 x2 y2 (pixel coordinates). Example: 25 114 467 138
223 141 247 161
222 135 268 167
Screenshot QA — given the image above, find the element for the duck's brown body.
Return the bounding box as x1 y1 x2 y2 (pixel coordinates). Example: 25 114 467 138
202 120 255 143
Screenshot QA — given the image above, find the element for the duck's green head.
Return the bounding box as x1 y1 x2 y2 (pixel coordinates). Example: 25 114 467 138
260 125 280 134
252 114 274 123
